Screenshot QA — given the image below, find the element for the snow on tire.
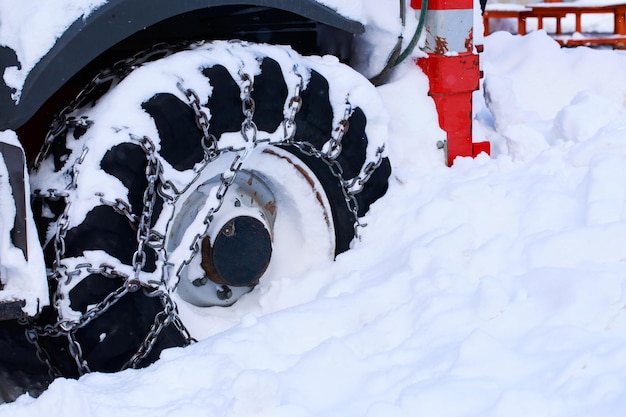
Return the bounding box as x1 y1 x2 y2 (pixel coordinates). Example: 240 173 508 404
29 41 391 376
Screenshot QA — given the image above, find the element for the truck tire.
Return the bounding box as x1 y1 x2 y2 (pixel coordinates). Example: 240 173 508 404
28 41 391 377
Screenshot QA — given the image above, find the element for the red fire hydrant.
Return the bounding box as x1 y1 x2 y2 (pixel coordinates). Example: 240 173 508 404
412 0 490 166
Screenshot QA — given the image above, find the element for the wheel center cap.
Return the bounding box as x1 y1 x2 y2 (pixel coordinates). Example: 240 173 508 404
201 215 272 287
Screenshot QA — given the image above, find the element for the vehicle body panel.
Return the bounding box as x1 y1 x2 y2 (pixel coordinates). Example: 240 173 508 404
0 0 363 132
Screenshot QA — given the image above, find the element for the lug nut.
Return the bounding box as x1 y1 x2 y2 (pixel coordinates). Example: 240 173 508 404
217 285 232 300
192 276 208 287
222 221 235 237
126 279 142 293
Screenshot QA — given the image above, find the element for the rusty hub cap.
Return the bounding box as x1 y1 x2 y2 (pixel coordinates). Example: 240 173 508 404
200 216 272 287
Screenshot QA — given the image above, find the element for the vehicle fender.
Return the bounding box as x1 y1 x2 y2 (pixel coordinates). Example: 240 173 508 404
0 0 364 131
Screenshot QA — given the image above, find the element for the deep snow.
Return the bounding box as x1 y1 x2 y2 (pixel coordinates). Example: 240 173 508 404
3 1 626 416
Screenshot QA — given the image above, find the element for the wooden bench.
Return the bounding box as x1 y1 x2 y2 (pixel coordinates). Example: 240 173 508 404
483 1 626 49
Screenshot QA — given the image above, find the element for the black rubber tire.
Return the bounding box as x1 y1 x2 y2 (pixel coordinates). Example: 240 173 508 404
28 42 391 378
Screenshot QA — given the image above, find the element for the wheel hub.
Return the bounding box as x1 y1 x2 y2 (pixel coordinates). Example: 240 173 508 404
172 167 279 307
200 215 272 288
171 147 336 309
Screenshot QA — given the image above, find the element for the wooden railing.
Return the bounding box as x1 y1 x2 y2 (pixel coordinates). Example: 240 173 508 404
483 1 626 48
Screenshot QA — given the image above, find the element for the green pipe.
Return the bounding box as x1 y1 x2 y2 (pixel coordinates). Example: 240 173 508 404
395 0 428 66
369 0 429 86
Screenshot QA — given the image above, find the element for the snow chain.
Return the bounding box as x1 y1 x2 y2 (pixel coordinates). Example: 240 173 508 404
24 43 384 377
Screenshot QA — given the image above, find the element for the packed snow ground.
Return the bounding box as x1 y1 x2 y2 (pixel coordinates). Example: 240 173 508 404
4 3 626 417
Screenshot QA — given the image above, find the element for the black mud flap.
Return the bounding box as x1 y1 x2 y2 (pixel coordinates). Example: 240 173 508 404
0 145 50 403
0 142 27 258
0 142 29 321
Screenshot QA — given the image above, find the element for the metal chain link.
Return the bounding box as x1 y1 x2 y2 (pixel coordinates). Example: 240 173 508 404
28 133 195 373
343 144 386 194
97 195 138 225
32 189 70 201
33 43 191 170
66 331 91 375
130 136 160 289
290 139 364 238
116 135 196 368
170 71 257 281
176 82 220 161
25 43 386 378
32 266 130 337
285 95 370 237
20 319 62 379
323 101 352 160
21 262 131 378
239 70 258 143
172 145 249 281
25 43 206 376
49 145 89 322
281 69 304 143
122 288 195 369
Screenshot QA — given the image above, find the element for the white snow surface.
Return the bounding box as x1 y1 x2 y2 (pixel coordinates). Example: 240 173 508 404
2 3 626 417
